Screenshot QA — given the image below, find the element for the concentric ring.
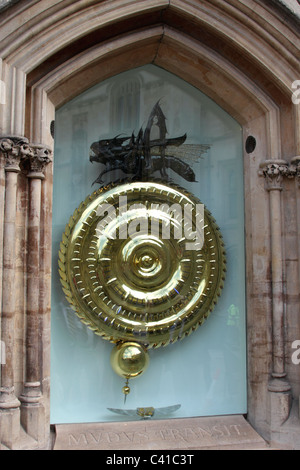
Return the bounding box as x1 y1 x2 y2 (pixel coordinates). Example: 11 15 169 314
58 181 226 348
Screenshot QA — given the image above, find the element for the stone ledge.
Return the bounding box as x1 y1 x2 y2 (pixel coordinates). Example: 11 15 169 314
53 415 269 450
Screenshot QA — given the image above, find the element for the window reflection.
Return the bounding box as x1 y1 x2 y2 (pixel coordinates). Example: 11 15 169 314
51 65 247 424
110 77 141 133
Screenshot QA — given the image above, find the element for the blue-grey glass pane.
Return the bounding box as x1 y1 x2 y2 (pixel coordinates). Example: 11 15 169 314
51 65 246 424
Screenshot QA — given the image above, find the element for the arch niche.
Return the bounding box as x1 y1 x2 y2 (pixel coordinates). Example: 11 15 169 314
0 0 299 449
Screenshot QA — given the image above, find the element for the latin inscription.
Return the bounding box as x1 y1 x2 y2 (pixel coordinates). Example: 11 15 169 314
54 416 267 450
67 423 244 448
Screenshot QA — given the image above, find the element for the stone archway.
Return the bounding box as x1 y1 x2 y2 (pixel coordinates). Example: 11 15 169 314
0 0 299 449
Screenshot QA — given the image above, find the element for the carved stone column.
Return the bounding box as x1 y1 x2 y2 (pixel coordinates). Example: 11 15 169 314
289 156 300 419
19 144 52 443
0 136 31 448
259 160 291 427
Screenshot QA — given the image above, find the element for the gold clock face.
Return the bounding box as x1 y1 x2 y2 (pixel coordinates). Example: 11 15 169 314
58 181 226 349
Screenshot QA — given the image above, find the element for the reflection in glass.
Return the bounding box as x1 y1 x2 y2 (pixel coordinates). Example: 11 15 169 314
51 65 246 424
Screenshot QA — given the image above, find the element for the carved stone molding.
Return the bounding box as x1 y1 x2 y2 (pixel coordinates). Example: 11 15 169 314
0 136 32 172
0 136 52 442
259 158 292 415
290 156 300 186
259 158 300 189
259 160 290 191
0 137 52 176
27 144 52 179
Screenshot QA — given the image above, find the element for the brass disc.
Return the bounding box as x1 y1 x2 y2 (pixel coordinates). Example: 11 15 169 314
58 181 226 348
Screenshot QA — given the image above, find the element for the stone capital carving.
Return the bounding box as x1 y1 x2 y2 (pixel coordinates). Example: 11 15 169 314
27 144 52 178
259 158 300 189
0 136 32 172
290 156 300 187
259 160 289 191
0 137 52 176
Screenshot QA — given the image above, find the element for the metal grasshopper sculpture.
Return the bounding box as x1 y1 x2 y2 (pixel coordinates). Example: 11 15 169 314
89 101 198 184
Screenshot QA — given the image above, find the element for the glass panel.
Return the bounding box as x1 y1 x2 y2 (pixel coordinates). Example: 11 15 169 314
51 65 246 424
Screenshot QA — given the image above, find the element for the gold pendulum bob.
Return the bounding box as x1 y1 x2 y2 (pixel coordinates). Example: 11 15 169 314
110 342 149 402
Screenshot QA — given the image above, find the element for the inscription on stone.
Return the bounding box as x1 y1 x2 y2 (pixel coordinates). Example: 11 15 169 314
54 415 267 450
68 423 242 447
